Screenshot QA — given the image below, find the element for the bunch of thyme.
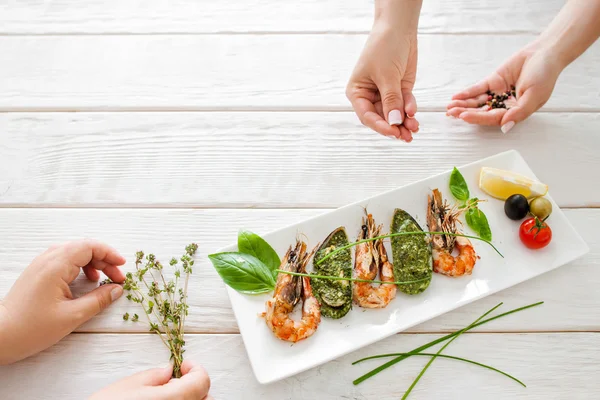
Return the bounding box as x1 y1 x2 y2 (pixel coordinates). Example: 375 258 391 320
122 243 198 378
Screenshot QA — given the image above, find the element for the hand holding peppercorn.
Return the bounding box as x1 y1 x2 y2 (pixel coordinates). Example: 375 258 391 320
446 0 600 133
446 43 562 133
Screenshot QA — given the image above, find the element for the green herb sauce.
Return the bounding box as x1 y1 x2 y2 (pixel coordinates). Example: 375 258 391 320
390 209 432 295
313 227 352 319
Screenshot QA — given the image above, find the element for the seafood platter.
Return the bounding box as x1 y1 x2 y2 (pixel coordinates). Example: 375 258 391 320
209 150 588 384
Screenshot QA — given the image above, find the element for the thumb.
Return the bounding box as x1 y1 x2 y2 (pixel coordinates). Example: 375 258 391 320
70 284 123 324
377 78 405 127
124 365 173 387
500 89 540 134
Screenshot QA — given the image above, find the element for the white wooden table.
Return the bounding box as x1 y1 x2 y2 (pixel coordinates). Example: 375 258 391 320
1 1 599 399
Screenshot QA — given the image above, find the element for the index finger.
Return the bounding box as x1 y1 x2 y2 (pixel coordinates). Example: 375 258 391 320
452 79 490 100
351 96 401 139
61 239 126 268
54 239 126 283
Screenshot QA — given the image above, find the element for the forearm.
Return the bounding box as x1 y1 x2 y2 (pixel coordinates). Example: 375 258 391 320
536 0 600 69
374 0 423 32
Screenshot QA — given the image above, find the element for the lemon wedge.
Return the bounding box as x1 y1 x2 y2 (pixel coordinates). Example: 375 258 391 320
479 167 548 200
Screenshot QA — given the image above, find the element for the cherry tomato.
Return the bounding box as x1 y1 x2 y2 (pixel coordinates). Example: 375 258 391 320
519 217 552 249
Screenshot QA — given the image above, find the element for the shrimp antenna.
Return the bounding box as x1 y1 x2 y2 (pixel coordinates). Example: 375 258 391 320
296 231 309 243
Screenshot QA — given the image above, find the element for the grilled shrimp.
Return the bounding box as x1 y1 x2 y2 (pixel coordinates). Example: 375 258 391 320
427 189 477 276
353 212 397 308
264 240 321 342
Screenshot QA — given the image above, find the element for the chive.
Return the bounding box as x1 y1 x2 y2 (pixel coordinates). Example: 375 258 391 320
275 269 430 286
315 231 503 266
357 352 525 388
352 301 543 385
401 303 503 399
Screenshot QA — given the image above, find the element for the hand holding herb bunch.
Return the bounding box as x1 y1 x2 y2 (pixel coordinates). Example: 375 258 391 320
89 359 211 400
0 240 212 399
0 240 126 365
121 244 198 379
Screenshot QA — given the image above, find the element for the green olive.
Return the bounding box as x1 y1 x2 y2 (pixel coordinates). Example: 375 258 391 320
529 197 552 220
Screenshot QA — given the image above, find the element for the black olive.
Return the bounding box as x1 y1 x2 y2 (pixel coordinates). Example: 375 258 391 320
504 194 529 220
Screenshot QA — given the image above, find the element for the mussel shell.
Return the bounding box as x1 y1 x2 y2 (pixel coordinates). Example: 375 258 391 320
312 227 353 319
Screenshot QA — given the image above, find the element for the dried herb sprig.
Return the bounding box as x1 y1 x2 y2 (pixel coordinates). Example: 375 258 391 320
122 243 198 378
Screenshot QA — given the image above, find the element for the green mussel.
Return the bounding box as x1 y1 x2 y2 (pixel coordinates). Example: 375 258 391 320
312 227 352 319
390 209 432 295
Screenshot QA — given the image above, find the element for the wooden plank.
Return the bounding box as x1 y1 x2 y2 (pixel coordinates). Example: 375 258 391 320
1 112 599 208
0 208 597 333
0 332 598 399
0 0 562 34
0 35 598 111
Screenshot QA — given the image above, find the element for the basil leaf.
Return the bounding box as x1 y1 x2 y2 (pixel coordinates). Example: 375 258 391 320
449 167 470 201
238 230 281 276
476 209 492 242
465 208 478 233
465 207 492 242
208 252 275 294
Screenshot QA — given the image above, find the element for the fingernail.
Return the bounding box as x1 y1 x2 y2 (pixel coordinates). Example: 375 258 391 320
388 110 403 126
459 112 468 119
110 286 123 302
501 121 515 134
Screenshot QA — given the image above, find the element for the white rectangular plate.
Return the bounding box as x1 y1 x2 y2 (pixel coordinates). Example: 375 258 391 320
219 150 589 384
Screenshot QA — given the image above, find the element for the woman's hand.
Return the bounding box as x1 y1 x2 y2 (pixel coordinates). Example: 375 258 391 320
447 0 600 134
346 0 422 142
89 360 212 400
0 240 126 365
446 42 563 133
